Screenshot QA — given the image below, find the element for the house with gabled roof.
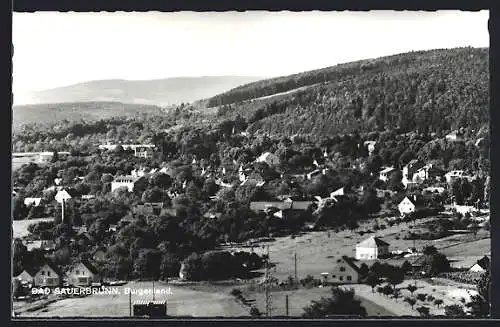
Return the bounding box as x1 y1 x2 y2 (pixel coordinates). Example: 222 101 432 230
67 260 101 286
379 167 396 182
331 256 363 284
469 255 490 273
255 152 280 166
15 267 38 285
398 195 426 216
33 263 62 287
111 175 147 192
55 189 76 204
355 236 390 260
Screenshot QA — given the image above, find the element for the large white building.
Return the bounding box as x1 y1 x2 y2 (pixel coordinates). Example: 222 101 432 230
355 236 390 260
111 175 146 192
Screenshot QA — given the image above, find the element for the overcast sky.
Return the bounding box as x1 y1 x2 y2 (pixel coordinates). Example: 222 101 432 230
13 10 489 94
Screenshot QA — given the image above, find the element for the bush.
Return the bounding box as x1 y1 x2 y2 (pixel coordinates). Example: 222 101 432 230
231 288 242 297
250 306 262 317
416 293 427 301
427 295 435 302
445 304 466 317
416 306 430 317
434 299 443 308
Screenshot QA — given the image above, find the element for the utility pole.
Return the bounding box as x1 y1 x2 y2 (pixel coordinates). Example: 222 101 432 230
129 291 132 316
285 295 289 316
265 245 272 317
294 252 298 283
152 276 155 301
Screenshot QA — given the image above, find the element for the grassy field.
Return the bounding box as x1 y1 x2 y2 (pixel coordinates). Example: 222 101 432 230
13 218 55 239
16 281 249 318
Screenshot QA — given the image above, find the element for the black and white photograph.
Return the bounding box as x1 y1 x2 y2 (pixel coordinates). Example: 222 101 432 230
11 10 491 319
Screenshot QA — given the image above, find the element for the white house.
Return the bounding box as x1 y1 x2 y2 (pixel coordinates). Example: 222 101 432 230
15 268 37 285
454 204 478 216
66 261 100 286
255 152 280 166
330 187 344 198
55 189 74 204
445 170 464 184
398 196 417 216
379 167 396 182
24 197 42 207
134 145 155 159
364 141 376 155
111 175 146 192
355 236 390 260
469 256 490 273
33 263 61 287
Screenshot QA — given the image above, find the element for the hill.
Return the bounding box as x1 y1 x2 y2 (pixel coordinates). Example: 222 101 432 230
15 76 265 107
208 47 489 136
12 101 164 130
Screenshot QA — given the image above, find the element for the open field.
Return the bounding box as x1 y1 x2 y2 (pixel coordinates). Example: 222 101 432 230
13 218 55 239
15 281 249 318
227 216 490 282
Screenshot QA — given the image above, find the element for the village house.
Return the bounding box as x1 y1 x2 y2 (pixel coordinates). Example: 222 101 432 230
33 263 62 287
134 145 155 159
67 260 101 286
364 141 377 156
413 163 442 183
15 268 38 285
99 143 155 158
379 167 396 182
402 159 424 187
355 236 390 260
330 187 345 198
469 255 490 273
38 151 70 164
111 175 147 192
454 204 479 216
81 194 95 200
398 195 426 216
423 186 446 195
249 200 314 213
24 197 42 207
306 169 323 180
255 152 280 166
445 170 465 184
330 256 363 284
55 189 76 204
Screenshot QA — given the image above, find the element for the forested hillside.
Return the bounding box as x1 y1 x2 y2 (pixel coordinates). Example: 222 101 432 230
12 102 164 130
209 47 489 136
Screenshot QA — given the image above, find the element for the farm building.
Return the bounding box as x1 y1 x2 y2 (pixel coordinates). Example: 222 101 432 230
330 256 362 284
255 152 280 166
469 255 490 273
67 260 101 286
33 263 62 287
111 175 147 192
355 236 390 260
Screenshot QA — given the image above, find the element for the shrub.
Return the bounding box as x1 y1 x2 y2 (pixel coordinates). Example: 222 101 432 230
427 295 435 302
231 288 242 297
445 304 466 317
416 306 430 317
416 293 427 301
404 297 417 309
250 306 262 317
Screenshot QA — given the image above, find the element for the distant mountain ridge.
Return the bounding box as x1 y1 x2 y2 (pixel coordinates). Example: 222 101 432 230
15 76 265 106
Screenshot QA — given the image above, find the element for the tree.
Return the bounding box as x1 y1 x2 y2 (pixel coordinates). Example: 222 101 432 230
401 260 412 274
387 170 404 191
434 299 444 308
407 284 418 297
444 304 466 317
363 273 380 293
466 294 490 318
150 173 172 189
386 267 405 292
404 297 417 310
416 293 427 302
250 306 262 318
392 289 401 302
302 287 367 318
51 150 59 163
359 263 370 277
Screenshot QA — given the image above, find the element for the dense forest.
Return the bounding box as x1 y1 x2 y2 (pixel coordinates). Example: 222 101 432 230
208 47 489 136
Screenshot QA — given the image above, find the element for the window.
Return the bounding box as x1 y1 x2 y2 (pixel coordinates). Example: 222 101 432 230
76 270 80 275
339 276 343 281
47 271 51 277
41 271 45 275
332 275 336 278
340 267 346 272
347 276 352 281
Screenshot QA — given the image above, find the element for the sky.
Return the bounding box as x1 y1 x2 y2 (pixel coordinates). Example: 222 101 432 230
12 10 489 95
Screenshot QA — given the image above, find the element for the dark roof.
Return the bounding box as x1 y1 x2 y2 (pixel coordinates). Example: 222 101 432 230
80 260 100 275
20 267 39 277
338 256 361 274
39 262 63 276
476 256 490 270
